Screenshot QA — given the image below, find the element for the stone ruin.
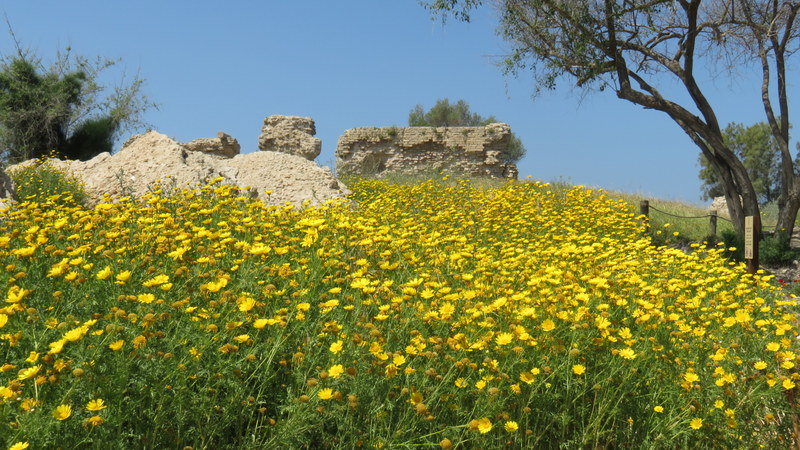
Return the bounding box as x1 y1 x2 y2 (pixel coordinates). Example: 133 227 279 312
258 115 321 161
335 123 518 179
1 114 527 211
4 117 348 209
182 132 241 158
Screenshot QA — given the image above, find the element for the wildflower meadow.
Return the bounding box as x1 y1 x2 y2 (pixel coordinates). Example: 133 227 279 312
1 173 799 448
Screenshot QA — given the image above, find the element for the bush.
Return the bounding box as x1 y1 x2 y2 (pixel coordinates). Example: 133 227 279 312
760 232 800 266
719 229 744 262
8 158 88 206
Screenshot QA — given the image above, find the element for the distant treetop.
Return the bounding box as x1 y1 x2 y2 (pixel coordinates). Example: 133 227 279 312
407 98 526 164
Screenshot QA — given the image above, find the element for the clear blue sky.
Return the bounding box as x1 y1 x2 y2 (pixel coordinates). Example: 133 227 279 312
2 1 796 204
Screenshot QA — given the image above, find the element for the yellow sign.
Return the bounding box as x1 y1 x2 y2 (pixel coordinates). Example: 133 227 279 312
744 216 754 259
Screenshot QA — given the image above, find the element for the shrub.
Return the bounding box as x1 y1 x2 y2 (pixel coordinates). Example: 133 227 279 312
760 232 800 266
8 158 88 206
720 229 744 262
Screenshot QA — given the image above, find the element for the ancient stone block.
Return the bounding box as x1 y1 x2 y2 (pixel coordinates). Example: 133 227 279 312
335 123 517 179
183 132 241 158
258 115 322 161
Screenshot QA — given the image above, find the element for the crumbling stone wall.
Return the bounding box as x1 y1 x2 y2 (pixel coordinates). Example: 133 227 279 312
335 123 518 179
259 115 321 161
183 132 241 158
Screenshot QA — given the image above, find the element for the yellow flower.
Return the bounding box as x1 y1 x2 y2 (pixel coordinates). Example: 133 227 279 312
572 364 586 375
8 442 30 450
683 372 699 383
85 415 104 426
766 342 781 352
328 364 344 378
233 334 251 343
6 286 31 303
618 348 636 359
329 340 343 354
392 354 406 366
495 332 513 346
0 386 13 399
137 293 155 304
96 266 113 280
48 339 66 355
783 378 796 390
64 327 86 342
754 361 768 370
519 371 535 384
86 398 107 411
0 314 7 329
109 340 125 351
20 398 40 411
142 274 169 287
653 405 664 413
504 420 519 432
17 365 40 381
132 335 147 349
253 318 269 329
318 388 334 400
238 297 256 312
115 270 132 284
689 418 703 430
455 378 468 388
476 417 492 434
202 278 228 293
541 319 556 332
11 245 36 257
53 404 72 420
64 271 79 281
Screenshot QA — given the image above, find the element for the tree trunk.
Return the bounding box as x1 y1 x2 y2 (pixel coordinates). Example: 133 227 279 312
776 185 800 239
704 139 761 272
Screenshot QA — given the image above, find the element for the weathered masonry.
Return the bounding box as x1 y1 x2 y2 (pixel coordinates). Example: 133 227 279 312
335 123 518 179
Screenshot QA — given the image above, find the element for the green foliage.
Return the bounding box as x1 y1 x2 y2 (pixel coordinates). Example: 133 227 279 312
408 98 526 163
9 159 88 206
759 232 800 266
720 229 744 262
698 122 796 202
0 48 153 163
408 98 486 127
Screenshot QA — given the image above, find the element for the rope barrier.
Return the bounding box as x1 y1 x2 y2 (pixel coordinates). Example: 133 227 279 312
647 205 711 219
646 204 777 229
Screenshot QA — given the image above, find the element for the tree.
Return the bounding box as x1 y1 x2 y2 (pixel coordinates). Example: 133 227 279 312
425 0 799 271
724 1 800 241
408 98 526 163
0 47 154 163
699 122 795 203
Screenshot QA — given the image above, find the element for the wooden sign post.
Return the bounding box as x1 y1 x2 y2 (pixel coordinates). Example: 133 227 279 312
744 215 760 275
744 216 754 259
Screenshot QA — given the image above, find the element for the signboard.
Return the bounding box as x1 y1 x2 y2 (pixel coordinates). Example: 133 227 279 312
744 216 754 259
